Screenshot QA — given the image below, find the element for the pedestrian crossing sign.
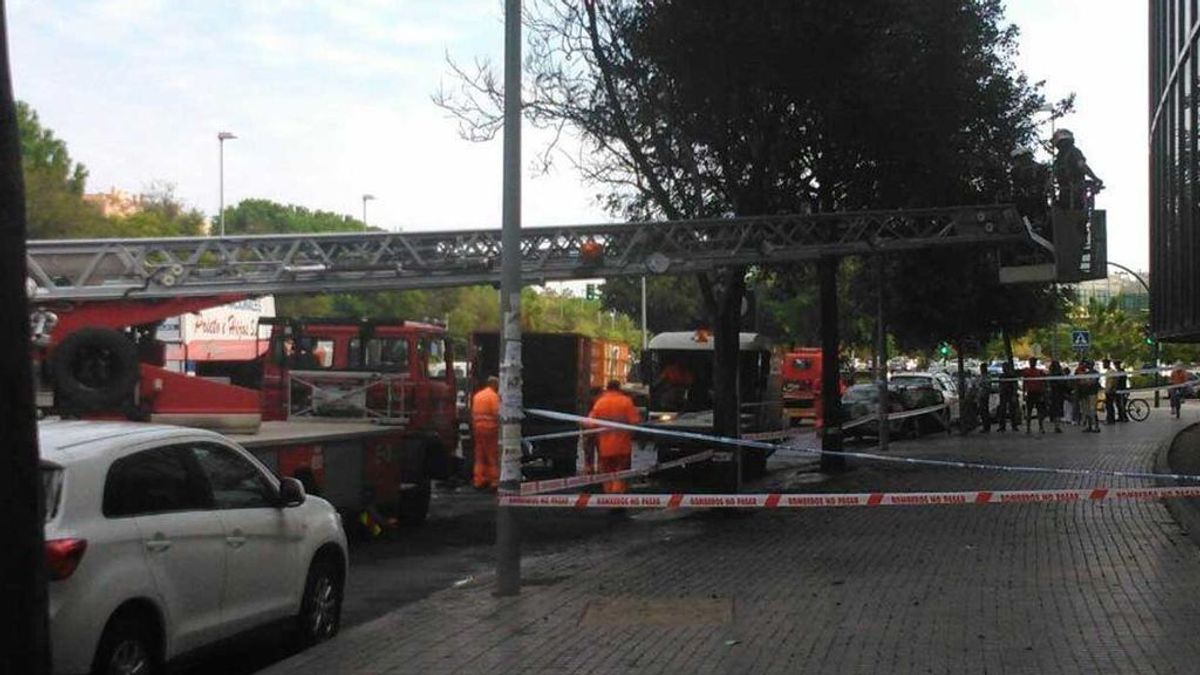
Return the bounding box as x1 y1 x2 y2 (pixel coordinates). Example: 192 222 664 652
1071 329 1090 351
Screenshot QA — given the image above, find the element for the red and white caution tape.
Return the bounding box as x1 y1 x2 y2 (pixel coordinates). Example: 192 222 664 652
520 450 715 495
500 486 1200 509
526 408 1200 484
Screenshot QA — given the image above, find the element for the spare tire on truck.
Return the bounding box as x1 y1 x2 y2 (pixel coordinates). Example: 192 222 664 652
50 327 140 412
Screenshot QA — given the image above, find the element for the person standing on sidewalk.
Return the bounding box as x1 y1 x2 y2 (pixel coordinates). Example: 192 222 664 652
1021 357 1047 434
471 376 501 490
1048 360 1067 433
1113 360 1129 423
976 362 993 433
997 362 1021 432
1072 360 1090 426
1101 358 1118 424
1078 361 1101 433
587 380 642 494
1170 363 1190 418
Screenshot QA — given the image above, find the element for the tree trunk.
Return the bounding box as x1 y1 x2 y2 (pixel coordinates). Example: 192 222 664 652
1001 324 1014 370
711 267 746 490
819 256 845 472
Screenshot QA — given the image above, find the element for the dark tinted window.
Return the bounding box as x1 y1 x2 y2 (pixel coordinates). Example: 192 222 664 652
103 446 208 517
191 443 276 509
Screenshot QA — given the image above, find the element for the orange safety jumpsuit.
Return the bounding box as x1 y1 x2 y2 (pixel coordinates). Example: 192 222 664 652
472 387 500 489
587 389 642 493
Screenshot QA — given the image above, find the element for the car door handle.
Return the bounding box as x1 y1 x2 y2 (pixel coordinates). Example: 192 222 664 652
145 538 171 553
226 531 247 549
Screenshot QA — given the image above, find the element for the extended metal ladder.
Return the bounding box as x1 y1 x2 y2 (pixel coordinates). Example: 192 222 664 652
27 205 1027 303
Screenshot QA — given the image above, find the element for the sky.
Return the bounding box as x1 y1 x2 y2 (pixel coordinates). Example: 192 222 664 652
7 0 1150 270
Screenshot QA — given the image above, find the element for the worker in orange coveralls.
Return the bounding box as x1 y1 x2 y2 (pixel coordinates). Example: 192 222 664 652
587 380 642 494
471 376 500 489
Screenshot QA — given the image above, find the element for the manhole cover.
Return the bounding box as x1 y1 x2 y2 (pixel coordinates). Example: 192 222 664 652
580 597 733 626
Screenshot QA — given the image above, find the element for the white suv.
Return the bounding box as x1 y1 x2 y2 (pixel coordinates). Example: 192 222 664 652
41 421 348 675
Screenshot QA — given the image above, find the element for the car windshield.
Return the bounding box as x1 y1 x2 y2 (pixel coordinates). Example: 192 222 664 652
890 376 933 387
843 386 877 402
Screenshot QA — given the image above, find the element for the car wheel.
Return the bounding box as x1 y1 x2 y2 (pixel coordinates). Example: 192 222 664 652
92 611 161 675
296 556 343 647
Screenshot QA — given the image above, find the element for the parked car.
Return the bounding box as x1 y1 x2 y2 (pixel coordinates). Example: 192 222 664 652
840 384 913 439
890 372 961 424
41 421 348 675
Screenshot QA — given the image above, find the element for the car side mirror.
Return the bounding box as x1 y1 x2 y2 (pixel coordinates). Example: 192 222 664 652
278 477 307 507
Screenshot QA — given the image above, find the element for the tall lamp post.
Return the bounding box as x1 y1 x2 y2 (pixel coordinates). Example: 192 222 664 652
362 194 375 230
495 0 522 597
217 131 236 236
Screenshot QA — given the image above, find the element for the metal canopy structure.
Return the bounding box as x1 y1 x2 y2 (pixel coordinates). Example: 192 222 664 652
26 205 1026 303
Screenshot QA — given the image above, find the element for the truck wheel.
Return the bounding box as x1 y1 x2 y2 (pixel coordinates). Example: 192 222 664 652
397 477 431 525
742 450 767 480
52 327 139 411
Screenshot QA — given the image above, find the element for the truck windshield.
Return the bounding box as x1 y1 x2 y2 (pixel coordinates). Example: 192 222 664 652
358 338 409 373
648 349 771 413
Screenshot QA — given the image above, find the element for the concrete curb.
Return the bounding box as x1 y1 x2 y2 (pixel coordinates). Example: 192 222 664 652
1155 420 1200 548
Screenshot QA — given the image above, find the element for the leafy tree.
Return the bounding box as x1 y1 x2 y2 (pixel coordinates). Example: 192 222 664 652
440 0 1055 441
17 104 205 240
17 101 107 238
17 101 86 193
600 275 705 334
78 182 207 239
221 199 369 235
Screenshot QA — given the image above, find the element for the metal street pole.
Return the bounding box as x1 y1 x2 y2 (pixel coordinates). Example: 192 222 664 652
1105 261 1158 406
875 255 889 451
0 1 51 670
641 276 648 350
362 194 375 230
495 0 522 597
217 131 236 236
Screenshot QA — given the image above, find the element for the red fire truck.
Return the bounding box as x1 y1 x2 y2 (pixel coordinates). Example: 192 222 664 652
34 296 455 526
781 348 823 425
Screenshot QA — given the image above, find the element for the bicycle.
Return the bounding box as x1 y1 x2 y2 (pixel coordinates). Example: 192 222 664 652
1095 393 1150 422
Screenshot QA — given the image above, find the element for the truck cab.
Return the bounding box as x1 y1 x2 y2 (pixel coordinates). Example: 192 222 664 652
781 348 822 425
643 330 784 483
259 318 456 444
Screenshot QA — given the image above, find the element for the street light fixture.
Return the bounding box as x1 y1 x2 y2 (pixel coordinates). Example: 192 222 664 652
362 194 375 230
217 131 237 237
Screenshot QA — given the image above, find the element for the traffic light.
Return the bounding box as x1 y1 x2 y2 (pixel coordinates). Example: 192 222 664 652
938 342 951 357
1143 322 1155 345
585 283 596 300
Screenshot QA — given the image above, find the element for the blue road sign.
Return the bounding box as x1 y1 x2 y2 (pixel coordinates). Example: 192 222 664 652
1071 329 1090 351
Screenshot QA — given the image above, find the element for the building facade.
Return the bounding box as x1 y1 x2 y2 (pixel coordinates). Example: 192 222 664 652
83 188 143 218
1074 272 1151 313
1150 1 1200 341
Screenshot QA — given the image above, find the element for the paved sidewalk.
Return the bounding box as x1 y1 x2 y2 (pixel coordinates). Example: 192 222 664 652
264 409 1200 674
